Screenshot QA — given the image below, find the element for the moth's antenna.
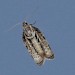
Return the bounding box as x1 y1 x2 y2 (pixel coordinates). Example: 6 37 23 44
4 22 21 33
4 0 39 33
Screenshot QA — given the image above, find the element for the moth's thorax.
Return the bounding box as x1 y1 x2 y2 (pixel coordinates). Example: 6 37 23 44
22 22 35 39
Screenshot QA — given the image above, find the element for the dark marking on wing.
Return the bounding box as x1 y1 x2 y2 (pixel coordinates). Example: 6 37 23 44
32 26 46 40
32 25 52 52
32 26 41 33
22 31 39 54
22 32 28 49
22 32 26 42
35 33 38 39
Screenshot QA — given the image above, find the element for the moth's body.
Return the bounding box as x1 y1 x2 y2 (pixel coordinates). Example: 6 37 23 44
22 22 54 65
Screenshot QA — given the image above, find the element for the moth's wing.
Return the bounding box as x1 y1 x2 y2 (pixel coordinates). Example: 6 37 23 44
32 26 46 39
33 53 45 66
22 31 36 55
22 32 27 48
32 26 54 59
22 32 44 65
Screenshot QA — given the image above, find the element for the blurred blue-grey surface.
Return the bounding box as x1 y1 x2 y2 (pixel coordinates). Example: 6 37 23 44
0 0 75 75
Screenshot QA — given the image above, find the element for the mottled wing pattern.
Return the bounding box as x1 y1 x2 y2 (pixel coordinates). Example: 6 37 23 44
22 22 54 66
32 26 54 59
22 31 44 65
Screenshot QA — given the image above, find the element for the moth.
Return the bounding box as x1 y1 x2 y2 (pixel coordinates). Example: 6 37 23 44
22 21 54 65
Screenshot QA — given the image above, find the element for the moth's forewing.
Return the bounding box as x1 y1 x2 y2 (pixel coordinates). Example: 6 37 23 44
31 36 44 56
33 53 45 66
22 27 44 65
22 22 54 66
25 24 44 56
32 26 54 59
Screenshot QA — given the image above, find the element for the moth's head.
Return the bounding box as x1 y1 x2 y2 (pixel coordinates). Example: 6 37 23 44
22 21 34 38
22 21 29 29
